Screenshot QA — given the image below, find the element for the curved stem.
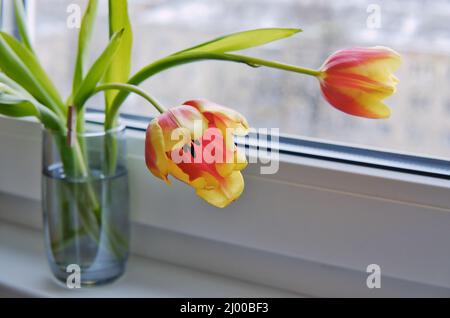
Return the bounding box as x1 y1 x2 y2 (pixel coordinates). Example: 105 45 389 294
108 52 321 120
90 83 166 128
233 54 321 76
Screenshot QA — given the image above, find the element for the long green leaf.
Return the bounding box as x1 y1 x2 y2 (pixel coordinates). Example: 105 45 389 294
1 32 63 104
109 28 302 117
0 72 30 95
72 0 98 95
13 0 33 52
0 74 62 130
103 0 132 111
0 88 37 117
73 30 124 109
0 32 64 116
173 28 301 55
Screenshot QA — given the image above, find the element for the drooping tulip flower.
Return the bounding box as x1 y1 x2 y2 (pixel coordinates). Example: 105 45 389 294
318 46 402 119
145 99 249 208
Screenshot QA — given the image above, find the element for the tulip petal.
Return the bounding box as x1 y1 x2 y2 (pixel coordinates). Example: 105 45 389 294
168 146 245 208
346 59 401 92
196 171 245 208
184 99 250 136
145 120 170 182
157 105 208 152
324 72 395 99
216 147 248 177
234 147 248 171
322 46 401 72
320 82 391 118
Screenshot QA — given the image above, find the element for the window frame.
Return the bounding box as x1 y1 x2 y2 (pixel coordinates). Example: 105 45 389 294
87 108 450 181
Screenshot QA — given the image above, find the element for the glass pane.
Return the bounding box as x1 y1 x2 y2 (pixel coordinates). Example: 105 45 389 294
32 0 450 159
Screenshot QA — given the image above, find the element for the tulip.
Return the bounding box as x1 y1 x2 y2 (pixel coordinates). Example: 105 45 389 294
317 46 402 119
145 99 249 208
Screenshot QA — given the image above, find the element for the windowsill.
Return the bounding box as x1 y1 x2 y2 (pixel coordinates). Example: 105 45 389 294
0 220 299 298
2 116 450 297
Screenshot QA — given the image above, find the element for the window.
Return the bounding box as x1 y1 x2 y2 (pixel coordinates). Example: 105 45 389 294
2 1 450 297
29 0 450 160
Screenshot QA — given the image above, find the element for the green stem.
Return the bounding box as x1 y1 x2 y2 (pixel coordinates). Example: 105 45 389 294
88 83 166 176
236 54 321 76
91 83 166 129
55 133 100 219
108 51 321 121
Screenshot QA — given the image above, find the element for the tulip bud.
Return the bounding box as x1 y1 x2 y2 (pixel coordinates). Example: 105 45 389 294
318 46 401 118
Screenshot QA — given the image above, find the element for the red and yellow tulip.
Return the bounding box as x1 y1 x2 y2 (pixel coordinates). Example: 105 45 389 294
145 99 249 208
318 46 402 119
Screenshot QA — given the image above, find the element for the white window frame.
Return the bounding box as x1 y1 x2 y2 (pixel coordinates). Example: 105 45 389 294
1 116 450 297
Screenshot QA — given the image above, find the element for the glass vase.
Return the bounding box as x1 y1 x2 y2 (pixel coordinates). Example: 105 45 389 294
42 124 130 286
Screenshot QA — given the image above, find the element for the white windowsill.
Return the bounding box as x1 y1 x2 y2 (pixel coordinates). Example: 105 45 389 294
0 220 299 298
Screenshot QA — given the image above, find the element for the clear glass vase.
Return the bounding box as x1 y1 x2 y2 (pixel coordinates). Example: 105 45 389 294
42 124 130 286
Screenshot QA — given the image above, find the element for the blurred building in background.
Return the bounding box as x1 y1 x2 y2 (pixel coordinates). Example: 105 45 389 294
33 0 450 159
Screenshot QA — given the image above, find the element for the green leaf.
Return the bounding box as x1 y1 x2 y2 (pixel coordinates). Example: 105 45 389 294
0 32 64 116
72 0 98 95
0 72 31 95
173 28 301 55
0 74 62 130
0 85 37 117
103 0 133 110
73 30 124 110
13 0 33 52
